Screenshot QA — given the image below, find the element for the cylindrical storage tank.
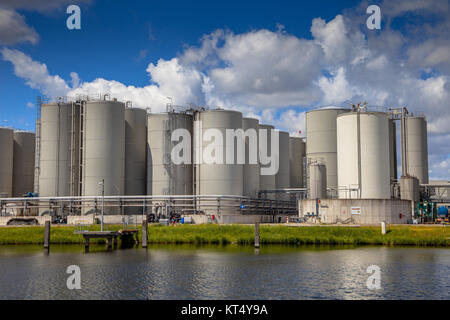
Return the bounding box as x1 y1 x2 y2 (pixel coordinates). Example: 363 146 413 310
258 124 275 199
0 127 14 197
308 163 327 199
147 112 193 196
82 101 125 209
400 176 419 202
406 117 429 184
388 119 398 182
195 109 243 197
12 131 35 197
242 117 259 198
289 137 305 188
39 103 78 197
337 112 391 199
125 108 147 196
275 131 290 200
306 108 349 189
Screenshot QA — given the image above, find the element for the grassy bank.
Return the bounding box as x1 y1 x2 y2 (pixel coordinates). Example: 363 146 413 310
0 224 449 246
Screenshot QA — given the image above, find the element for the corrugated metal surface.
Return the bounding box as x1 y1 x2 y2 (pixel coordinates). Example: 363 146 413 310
289 137 305 188
258 124 275 198
406 116 429 184
308 163 327 199
195 109 243 196
148 112 193 195
125 108 147 195
242 117 260 198
12 131 35 196
306 108 349 189
82 101 125 199
275 131 290 200
0 127 14 197
388 119 398 181
38 103 74 196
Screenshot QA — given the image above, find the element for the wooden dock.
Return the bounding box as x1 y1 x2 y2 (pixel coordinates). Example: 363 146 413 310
77 229 138 251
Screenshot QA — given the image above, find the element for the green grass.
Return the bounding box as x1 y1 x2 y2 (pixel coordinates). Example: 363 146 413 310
0 224 449 246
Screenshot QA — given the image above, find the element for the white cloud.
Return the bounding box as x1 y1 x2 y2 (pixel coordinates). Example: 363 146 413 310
0 9 38 45
2 0 450 178
1 48 69 96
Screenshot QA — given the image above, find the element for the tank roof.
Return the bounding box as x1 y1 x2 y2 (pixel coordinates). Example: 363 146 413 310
307 106 350 113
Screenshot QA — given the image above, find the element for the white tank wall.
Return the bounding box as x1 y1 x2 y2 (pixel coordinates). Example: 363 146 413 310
148 112 193 195
0 128 13 197
82 101 125 197
289 137 305 188
195 110 243 196
258 124 275 198
388 119 398 182
306 108 349 189
308 163 327 199
242 117 259 198
337 112 391 199
125 108 147 195
12 131 35 196
39 103 74 197
275 131 290 200
406 117 429 184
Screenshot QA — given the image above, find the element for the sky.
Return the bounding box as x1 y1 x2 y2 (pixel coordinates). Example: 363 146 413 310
0 0 449 180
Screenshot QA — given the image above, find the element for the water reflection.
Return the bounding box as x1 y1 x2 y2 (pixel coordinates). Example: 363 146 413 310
0 245 448 300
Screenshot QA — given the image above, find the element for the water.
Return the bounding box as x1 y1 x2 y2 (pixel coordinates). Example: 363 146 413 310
0 245 448 300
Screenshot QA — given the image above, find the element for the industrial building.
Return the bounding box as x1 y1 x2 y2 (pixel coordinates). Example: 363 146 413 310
0 96 448 225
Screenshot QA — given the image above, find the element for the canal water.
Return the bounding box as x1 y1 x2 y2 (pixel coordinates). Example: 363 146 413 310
0 245 448 300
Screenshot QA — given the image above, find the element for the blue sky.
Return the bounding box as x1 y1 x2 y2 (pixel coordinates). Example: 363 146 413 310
0 0 361 130
0 0 449 179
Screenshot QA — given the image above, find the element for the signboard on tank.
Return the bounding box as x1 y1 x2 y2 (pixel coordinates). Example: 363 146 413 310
351 207 361 215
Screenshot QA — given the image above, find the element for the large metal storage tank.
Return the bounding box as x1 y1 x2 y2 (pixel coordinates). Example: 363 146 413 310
12 131 35 197
258 124 275 198
308 163 327 199
194 109 243 198
0 127 14 197
275 131 290 200
337 112 391 199
148 112 193 195
405 116 429 184
289 137 305 188
388 119 398 182
125 108 147 195
39 103 78 197
242 117 259 198
306 108 349 189
82 101 125 203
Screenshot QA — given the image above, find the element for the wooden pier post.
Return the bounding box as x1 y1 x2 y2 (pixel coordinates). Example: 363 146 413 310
142 219 148 248
84 238 90 252
254 222 260 248
43 221 50 249
107 237 113 249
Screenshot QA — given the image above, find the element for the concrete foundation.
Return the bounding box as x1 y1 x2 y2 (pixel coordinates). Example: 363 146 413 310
0 215 51 226
298 198 413 225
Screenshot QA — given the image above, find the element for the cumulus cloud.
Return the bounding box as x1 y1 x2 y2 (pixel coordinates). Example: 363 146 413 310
2 0 450 178
1 48 70 96
0 9 38 45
